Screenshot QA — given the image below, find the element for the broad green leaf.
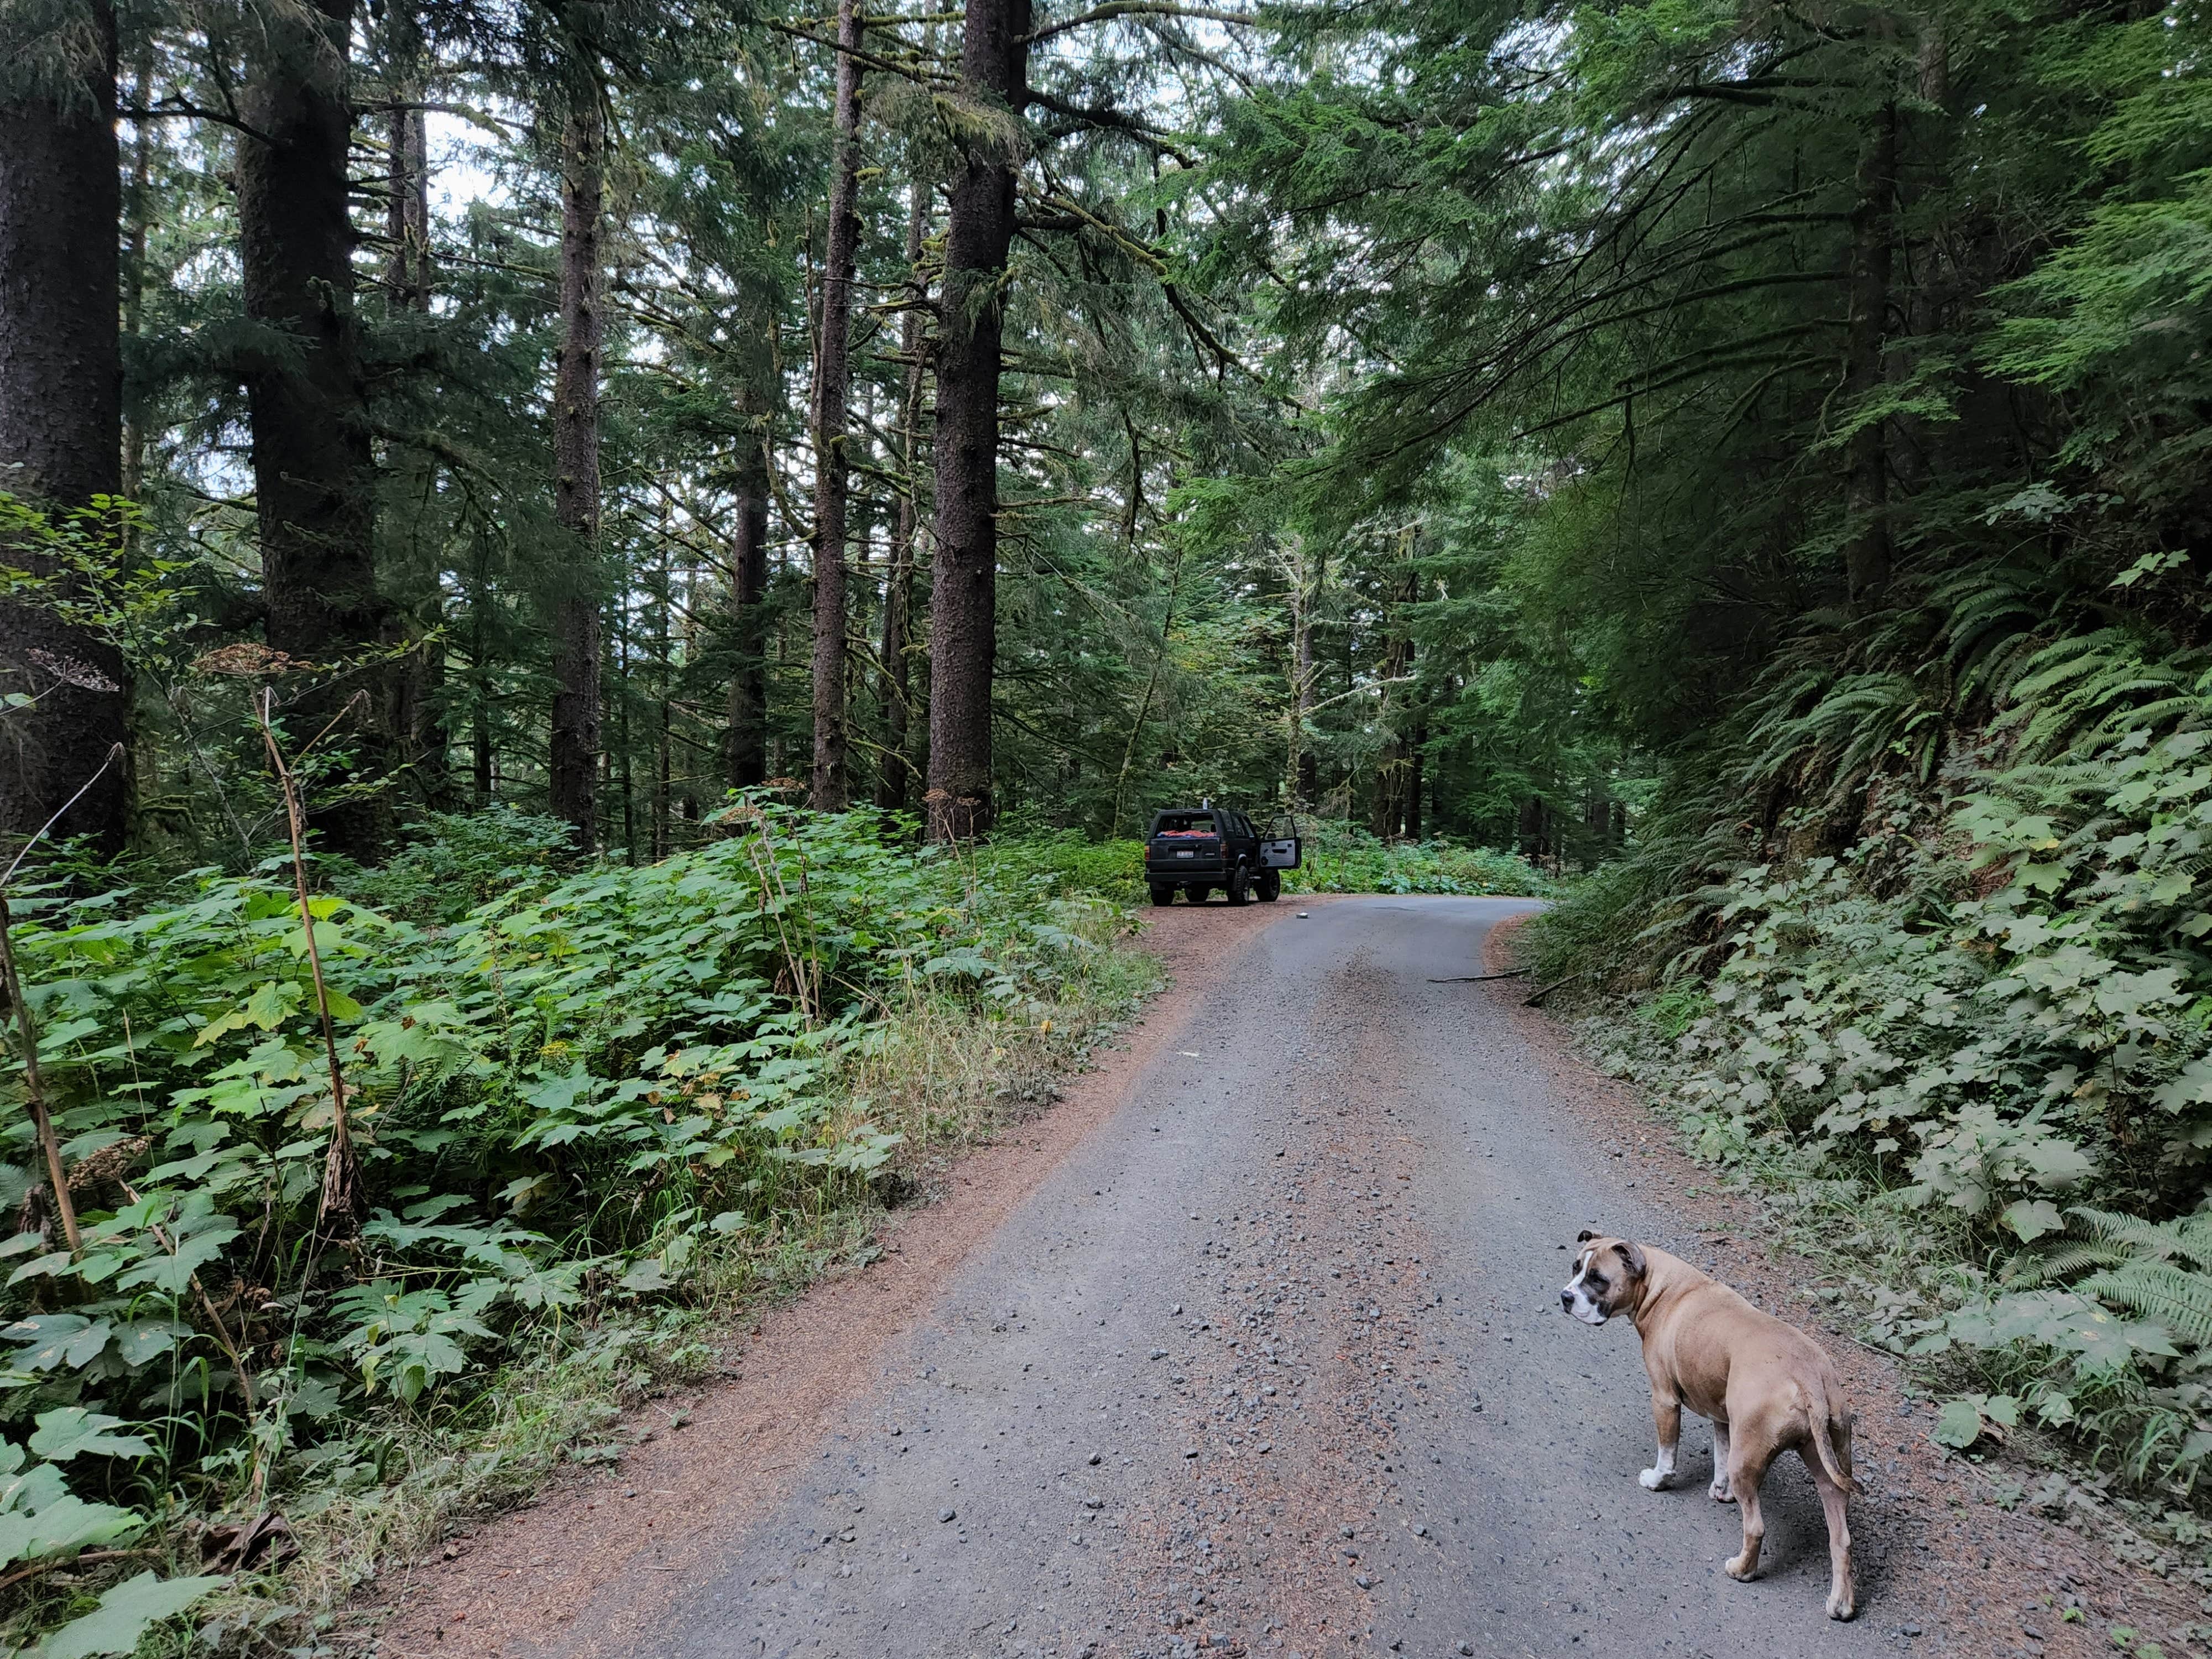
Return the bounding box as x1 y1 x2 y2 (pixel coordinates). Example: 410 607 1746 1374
1930 1399 1986 1449
5 1314 96 1369
0 1493 145 1569
286 1375 344 1420
0 1462 69 1519
2001 1199 2065 1243
111 1319 188 1368
38 1571 227 1658
115 1226 236 1296
29 1408 154 1463
8 1251 80 1287
619 1256 672 1293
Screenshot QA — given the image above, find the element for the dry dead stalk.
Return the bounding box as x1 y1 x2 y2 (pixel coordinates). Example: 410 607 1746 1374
255 688 367 1234
0 894 81 1256
0 741 127 1257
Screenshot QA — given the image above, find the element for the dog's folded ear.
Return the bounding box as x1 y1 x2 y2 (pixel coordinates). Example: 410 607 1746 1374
1619 1241 1647 1279
1576 1228 1598 1243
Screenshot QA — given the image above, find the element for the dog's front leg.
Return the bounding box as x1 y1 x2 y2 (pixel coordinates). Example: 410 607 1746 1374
1640 1391 1680 1490
1708 1422 1732 1502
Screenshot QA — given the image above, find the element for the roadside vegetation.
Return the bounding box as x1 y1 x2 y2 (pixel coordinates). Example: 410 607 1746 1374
1522 632 2212 1586
0 806 1156 1652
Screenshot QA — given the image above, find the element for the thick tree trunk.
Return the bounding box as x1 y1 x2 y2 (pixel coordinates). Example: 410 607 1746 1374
925 0 1028 842
726 423 772 790
238 0 387 847
238 0 391 858
875 184 931 813
549 82 605 849
384 12 449 808
0 3 132 858
1841 101 1898 615
809 0 864 812
616 604 634 859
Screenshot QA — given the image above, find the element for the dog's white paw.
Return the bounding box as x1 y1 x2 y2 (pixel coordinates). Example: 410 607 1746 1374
1639 1467 1670 1490
1827 1593 1856 1622
1709 1482 1734 1503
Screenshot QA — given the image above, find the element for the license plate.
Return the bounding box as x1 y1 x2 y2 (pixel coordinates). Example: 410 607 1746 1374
1175 849 1195 858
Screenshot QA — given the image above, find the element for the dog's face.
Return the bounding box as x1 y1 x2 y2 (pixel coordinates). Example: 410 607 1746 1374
1560 1230 1646 1325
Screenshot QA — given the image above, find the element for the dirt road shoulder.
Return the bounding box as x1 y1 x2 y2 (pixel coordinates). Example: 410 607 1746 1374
358 897 1322 1656
1482 912 2206 1659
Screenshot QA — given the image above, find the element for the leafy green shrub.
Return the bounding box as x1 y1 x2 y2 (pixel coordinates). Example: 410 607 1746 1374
0 802 1141 1646
339 807 577 925
1287 821 1548 897
969 830 1147 902
1516 854 1673 987
1571 649 2212 1493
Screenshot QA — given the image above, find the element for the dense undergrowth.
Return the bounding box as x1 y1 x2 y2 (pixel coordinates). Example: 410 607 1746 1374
1524 619 2212 1578
0 805 1159 1655
1287 822 1551 898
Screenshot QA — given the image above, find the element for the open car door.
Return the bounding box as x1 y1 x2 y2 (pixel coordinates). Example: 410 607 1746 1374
1261 813 1302 870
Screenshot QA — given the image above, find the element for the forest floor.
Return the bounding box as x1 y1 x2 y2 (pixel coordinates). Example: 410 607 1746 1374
347 896 2203 1659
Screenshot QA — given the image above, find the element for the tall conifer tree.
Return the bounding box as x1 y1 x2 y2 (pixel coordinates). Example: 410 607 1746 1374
809 0 864 811
0 0 131 856
925 0 1027 841
549 70 606 849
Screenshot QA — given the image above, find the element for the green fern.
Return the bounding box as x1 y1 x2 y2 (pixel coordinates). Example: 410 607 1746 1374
2015 1208 2212 1357
2074 1263 2212 1349
1993 631 2205 761
2065 1204 2212 1269
2017 1241 2132 1280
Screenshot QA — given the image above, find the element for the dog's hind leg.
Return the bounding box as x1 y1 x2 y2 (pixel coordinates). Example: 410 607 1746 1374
1809 1450 1855 1619
1640 1390 1681 1490
1722 1441 1772 1582
1708 1421 1733 1503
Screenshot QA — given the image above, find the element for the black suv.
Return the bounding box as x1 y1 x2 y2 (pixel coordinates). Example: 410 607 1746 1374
1143 804 1302 906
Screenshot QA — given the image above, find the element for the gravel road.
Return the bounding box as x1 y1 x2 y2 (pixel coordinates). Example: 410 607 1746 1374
383 896 2188 1659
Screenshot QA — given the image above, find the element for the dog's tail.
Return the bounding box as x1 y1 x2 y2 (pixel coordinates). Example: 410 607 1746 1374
1806 1373 1858 1495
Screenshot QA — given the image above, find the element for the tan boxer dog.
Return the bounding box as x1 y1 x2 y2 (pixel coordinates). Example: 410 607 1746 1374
1561 1230 1859 1620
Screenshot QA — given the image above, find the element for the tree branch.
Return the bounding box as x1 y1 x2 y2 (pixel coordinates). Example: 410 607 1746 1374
1022 2 1256 45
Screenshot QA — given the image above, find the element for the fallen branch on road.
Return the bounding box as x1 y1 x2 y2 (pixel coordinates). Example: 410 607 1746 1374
1524 971 1585 1006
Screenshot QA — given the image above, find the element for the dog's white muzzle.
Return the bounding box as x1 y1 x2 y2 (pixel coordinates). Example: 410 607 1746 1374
1561 1254 1609 1324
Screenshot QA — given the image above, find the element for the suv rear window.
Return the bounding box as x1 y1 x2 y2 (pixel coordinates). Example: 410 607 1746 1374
1153 813 1217 836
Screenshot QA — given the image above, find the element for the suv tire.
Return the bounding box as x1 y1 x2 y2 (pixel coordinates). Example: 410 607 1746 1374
1150 883 1176 905
1256 869 1281 902
1225 861 1251 906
